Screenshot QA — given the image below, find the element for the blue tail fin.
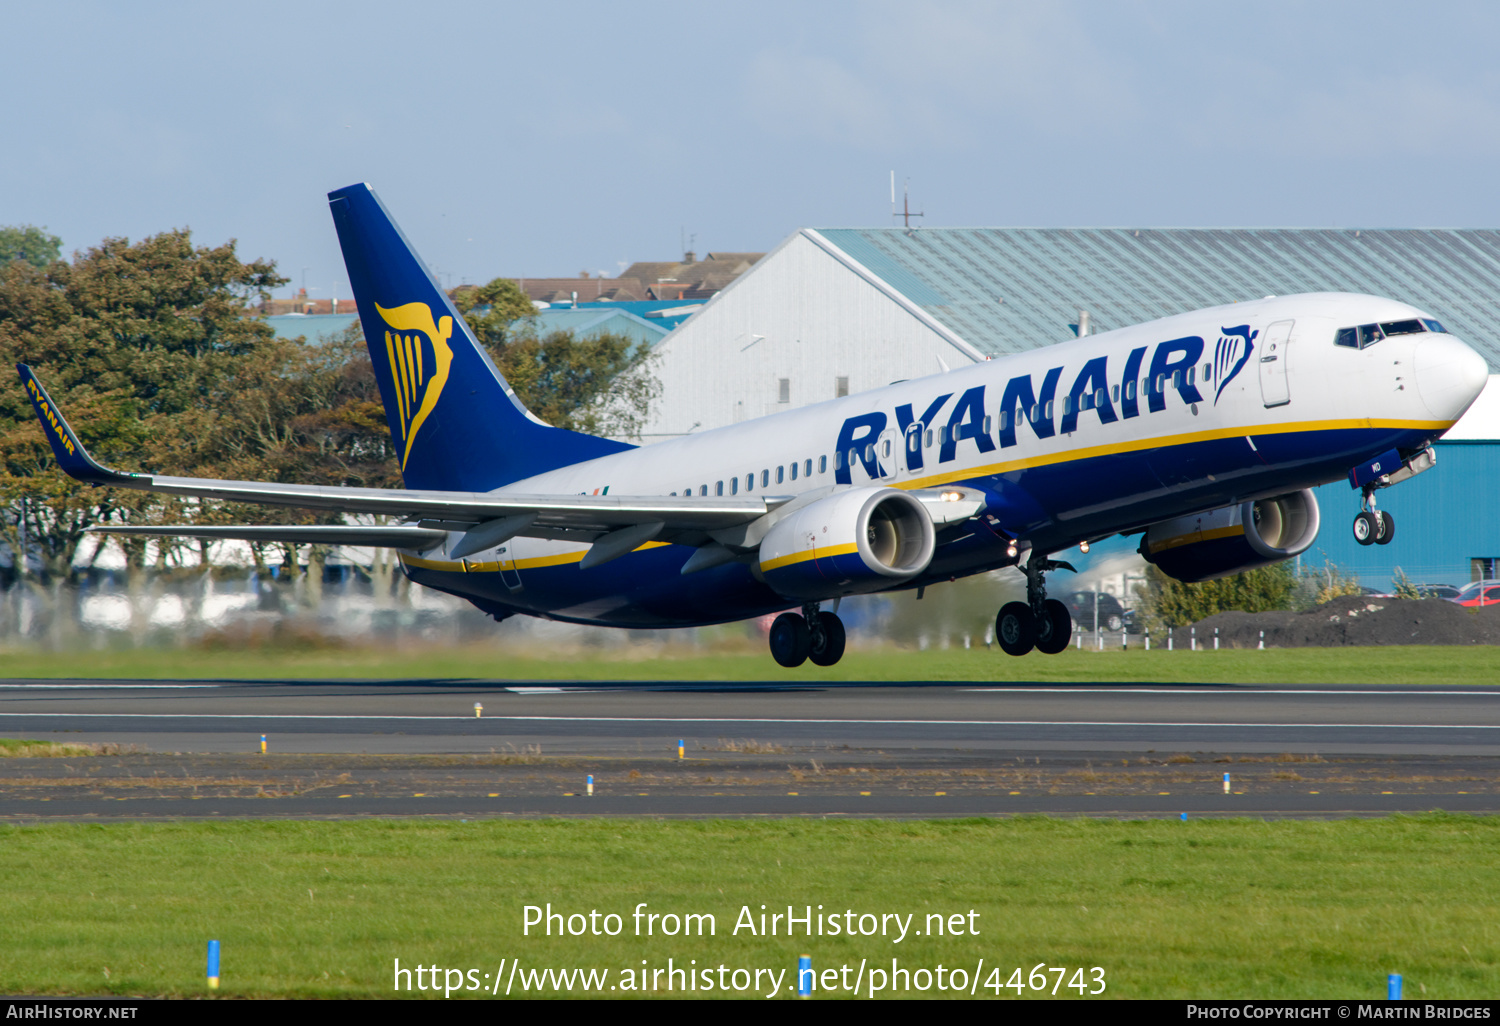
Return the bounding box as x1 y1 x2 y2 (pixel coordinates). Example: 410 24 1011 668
328 183 632 492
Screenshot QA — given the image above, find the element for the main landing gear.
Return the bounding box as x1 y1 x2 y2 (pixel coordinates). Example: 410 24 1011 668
769 602 847 668
996 551 1076 657
1352 489 1395 547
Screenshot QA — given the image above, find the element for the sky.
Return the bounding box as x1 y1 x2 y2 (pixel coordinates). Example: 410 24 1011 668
7 1 1500 301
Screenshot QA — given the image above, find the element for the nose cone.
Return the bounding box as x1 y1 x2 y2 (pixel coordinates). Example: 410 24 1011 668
1415 334 1489 421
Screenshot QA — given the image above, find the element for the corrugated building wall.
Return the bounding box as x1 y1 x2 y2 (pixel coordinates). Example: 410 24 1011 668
1306 441 1500 588
643 232 977 440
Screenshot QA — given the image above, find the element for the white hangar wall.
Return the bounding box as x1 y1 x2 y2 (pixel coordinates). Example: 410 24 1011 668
639 230 984 443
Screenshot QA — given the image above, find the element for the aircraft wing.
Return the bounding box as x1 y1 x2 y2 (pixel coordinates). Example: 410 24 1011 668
90 524 450 550
18 365 778 554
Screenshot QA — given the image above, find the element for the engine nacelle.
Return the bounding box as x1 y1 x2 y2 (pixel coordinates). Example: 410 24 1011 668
1140 489 1321 583
758 487 935 600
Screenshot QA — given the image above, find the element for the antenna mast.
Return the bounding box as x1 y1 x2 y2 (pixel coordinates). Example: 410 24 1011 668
890 176 924 229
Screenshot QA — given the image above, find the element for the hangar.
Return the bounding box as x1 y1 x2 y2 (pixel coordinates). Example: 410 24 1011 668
642 226 1500 589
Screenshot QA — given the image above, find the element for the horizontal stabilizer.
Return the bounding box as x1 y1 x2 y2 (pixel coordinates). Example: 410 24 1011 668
89 524 447 551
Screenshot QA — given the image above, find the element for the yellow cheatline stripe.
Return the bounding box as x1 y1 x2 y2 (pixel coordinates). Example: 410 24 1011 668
893 417 1452 492
1146 523 1244 555
760 542 857 574
402 540 672 573
400 416 1449 574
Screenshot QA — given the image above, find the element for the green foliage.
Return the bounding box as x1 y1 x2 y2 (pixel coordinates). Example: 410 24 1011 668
453 277 661 439
1392 566 1423 600
450 277 535 349
2 817 1498 997
6 638 1500 686
1307 557 1363 605
1 247 665 586
1134 562 1298 634
0 229 288 579
492 327 661 439
0 224 62 269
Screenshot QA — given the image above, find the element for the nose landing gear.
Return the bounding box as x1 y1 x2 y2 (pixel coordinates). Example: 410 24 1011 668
996 551 1076 656
1348 447 1435 548
1352 491 1395 547
769 602 847 667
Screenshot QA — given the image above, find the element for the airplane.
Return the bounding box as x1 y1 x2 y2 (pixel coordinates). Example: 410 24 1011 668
16 184 1492 667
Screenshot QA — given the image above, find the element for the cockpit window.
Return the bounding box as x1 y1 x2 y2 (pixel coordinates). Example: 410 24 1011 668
1336 325 1387 349
1380 319 1425 336
1337 318 1449 348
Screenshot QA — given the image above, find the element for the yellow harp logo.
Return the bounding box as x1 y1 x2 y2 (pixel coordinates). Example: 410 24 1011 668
376 302 455 469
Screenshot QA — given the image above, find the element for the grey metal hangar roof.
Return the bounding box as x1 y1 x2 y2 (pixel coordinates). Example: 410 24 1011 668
815 227 1500 372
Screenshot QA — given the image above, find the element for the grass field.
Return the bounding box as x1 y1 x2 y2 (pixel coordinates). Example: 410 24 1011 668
1 816 1495 999
0 641 1495 685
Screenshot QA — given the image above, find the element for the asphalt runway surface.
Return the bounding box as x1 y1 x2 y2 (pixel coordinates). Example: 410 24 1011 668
3 678 1500 819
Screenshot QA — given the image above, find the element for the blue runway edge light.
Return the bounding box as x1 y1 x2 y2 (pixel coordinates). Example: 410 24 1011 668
207 939 220 990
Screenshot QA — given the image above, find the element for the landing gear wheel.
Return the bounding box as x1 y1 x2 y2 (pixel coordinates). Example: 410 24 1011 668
1035 598 1073 655
1353 511 1379 546
1375 510 1396 546
996 601 1037 656
808 611 846 666
769 612 810 668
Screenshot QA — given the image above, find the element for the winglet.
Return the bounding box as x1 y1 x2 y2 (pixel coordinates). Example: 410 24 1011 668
15 365 141 486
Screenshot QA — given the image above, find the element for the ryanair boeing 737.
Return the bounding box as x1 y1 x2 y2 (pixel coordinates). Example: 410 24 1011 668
17 184 1491 666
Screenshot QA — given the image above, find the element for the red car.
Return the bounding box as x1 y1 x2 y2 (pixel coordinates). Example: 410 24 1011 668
1451 580 1500 607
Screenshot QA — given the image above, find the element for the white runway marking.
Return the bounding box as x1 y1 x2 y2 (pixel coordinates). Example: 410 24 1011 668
1 712 1497 729
961 688 1500 696
0 683 225 690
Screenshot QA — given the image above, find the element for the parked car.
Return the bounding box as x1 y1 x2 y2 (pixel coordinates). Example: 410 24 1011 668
1415 584 1460 600
1451 580 1500 607
1061 591 1131 632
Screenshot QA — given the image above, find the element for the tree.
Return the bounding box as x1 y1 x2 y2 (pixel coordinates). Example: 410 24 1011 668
0 225 62 269
452 277 661 440
0 229 288 582
1133 562 1299 635
451 278 536 349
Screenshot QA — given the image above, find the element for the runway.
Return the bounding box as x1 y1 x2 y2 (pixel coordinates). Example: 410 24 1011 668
5 678 1500 755
3 678 1500 818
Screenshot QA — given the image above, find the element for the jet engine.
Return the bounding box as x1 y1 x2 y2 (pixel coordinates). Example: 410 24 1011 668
1140 489 1320 583
757 487 935 600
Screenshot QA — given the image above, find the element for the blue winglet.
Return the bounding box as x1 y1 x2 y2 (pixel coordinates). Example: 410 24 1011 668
15 365 140 486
